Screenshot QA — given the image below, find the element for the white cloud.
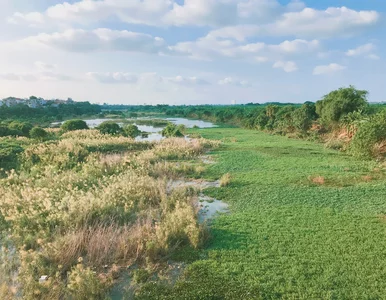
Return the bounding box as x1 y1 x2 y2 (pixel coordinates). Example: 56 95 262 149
313 63 346 75
346 43 376 58
7 1 379 40
218 77 250 87
167 76 210 86
87 72 210 86
267 7 379 38
8 0 172 27
272 61 298 72
172 34 319 62
22 29 168 54
87 72 138 84
366 54 380 60
34 61 57 71
164 0 239 27
0 72 72 82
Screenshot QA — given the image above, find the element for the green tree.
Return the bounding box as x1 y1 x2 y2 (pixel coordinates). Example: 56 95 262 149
96 121 122 135
161 123 184 137
316 86 368 125
30 127 48 140
61 120 89 132
123 124 141 138
293 103 317 133
8 121 33 136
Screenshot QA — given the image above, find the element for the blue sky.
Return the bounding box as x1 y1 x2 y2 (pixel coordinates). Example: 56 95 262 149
0 0 384 104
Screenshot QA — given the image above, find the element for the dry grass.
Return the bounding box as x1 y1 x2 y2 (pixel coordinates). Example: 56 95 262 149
310 176 325 185
220 173 232 187
0 131 219 299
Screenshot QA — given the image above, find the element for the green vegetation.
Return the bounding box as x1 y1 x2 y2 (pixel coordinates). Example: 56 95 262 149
97 121 123 135
29 127 48 140
124 124 141 138
0 101 101 123
162 123 186 137
139 126 386 299
0 129 219 299
61 119 89 131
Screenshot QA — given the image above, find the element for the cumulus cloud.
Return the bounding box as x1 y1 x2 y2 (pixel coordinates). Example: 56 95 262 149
267 7 379 38
87 72 210 86
8 0 172 27
22 29 168 54
218 77 250 87
8 0 379 40
87 72 138 84
272 61 298 72
0 72 72 81
345 43 379 59
313 63 346 75
172 35 319 62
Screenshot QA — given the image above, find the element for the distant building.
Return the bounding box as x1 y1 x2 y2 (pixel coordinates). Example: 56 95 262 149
1 97 25 107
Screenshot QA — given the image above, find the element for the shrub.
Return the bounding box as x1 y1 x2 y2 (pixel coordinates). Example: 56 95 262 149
316 86 368 125
61 120 89 132
161 123 184 137
97 121 122 135
29 127 48 140
350 112 386 159
124 124 141 138
0 140 23 170
67 264 111 300
8 121 33 137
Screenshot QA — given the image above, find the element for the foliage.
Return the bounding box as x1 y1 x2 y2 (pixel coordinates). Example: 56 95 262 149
124 124 141 138
29 127 48 140
61 119 89 132
161 123 185 137
0 130 218 298
96 121 122 135
350 112 386 158
316 86 368 125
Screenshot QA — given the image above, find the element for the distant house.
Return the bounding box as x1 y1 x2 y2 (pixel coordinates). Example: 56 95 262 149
2 97 25 107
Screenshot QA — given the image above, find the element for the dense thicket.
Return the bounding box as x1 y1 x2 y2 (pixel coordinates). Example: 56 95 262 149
0 101 101 122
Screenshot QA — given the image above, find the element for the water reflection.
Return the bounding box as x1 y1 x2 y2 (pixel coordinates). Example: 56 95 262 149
52 118 216 142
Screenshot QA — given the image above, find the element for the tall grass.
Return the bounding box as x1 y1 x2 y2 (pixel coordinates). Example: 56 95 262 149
0 131 220 298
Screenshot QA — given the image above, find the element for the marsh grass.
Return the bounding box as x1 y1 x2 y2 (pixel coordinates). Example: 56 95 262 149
0 131 219 299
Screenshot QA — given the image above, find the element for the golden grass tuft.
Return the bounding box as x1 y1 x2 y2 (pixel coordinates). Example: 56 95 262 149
220 173 232 187
310 176 325 185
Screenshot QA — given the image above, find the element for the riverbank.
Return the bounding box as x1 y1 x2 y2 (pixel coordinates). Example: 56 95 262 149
139 126 386 299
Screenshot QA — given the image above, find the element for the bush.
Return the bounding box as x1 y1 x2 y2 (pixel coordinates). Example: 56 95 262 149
316 86 368 125
97 121 122 135
161 123 185 137
0 141 23 170
30 127 48 140
61 120 89 132
8 121 33 137
350 112 386 158
124 124 141 138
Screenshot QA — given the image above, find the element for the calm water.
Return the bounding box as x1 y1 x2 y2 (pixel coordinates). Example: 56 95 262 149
52 118 216 141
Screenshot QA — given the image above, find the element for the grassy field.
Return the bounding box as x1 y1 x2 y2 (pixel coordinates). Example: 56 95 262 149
140 127 386 299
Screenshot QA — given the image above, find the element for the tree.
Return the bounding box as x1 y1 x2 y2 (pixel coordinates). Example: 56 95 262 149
161 123 184 137
97 121 122 135
30 127 48 140
61 119 89 132
293 103 316 133
316 86 368 125
8 121 33 136
123 124 141 138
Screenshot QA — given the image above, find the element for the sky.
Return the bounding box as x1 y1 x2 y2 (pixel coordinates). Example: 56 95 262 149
0 0 384 105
